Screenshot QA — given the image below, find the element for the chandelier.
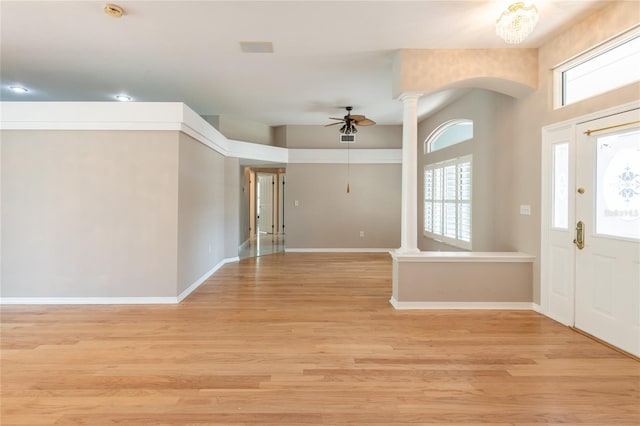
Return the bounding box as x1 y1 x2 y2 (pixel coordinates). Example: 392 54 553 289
496 2 539 44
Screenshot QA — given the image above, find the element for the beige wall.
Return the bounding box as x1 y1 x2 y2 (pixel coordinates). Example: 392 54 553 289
396 261 532 303
201 114 275 146
283 124 402 148
417 89 517 252
219 115 275 146
176 133 227 295
1 129 239 299
394 48 538 98
1 130 179 297
272 126 287 148
224 157 240 259
285 163 401 249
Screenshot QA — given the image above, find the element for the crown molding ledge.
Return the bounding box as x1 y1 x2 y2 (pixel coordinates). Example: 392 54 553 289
0 102 398 165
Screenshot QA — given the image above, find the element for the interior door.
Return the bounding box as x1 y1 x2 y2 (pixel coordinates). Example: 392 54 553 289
256 173 274 235
574 109 640 357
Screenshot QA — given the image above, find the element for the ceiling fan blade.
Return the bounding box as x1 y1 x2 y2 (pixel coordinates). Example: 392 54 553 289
325 122 343 127
355 118 376 126
329 117 345 121
349 114 366 121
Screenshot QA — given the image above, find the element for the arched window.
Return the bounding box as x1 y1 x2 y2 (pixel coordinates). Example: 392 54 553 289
425 119 473 153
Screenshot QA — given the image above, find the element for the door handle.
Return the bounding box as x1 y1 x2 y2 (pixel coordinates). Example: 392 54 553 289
573 220 585 250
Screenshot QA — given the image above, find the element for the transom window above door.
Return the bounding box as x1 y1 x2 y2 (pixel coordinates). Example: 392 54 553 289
554 27 640 108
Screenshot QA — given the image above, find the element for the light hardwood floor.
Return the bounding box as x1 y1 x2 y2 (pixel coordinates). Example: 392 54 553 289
1 253 639 425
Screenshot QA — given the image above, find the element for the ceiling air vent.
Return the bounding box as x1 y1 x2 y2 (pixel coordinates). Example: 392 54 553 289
340 134 355 144
239 41 274 53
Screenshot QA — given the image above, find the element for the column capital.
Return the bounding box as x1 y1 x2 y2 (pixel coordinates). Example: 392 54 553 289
398 92 423 103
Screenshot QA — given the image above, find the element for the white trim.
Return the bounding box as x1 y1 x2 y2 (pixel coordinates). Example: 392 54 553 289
0 101 185 129
226 139 288 164
548 101 640 129
0 102 288 164
0 297 177 305
288 149 401 164
285 248 394 253
390 251 534 263
0 102 401 166
176 256 239 302
239 238 251 251
0 256 240 305
389 297 535 310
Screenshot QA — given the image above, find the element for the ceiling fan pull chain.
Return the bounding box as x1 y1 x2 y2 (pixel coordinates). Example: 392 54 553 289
347 140 350 193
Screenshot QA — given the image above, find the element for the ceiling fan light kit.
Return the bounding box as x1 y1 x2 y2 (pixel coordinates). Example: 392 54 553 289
325 106 376 135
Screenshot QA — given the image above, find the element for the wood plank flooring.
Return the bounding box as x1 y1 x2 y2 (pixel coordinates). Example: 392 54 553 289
1 252 639 425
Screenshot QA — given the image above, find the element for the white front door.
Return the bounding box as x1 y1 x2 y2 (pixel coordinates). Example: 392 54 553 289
574 110 640 356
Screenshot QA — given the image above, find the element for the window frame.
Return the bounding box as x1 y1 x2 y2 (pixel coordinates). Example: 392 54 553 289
424 155 473 250
553 26 640 109
424 119 474 154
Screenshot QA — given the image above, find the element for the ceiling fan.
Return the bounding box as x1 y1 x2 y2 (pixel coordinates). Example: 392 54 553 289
325 106 376 134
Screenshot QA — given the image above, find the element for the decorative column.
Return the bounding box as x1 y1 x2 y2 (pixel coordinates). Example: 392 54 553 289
398 92 422 253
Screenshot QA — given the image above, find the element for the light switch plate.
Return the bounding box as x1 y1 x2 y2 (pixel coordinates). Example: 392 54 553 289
520 204 531 215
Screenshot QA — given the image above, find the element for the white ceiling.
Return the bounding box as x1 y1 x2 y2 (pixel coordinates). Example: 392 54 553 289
0 1 609 126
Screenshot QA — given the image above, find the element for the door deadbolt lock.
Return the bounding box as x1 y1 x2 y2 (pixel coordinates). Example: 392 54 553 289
577 187 585 194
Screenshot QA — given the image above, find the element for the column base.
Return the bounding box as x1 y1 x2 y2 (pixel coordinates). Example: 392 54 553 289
394 247 421 255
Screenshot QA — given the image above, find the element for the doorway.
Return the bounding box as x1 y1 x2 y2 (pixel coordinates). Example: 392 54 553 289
542 106 640 357
256 173 275 235
241 168 286 259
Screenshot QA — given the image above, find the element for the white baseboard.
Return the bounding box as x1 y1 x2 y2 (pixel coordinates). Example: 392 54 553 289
389 297 535 311
285 248 394 253
177 257 236 302
0 256 240 305
0 296 178 305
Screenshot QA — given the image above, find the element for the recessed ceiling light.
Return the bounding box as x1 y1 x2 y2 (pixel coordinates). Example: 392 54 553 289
115 95 132 101
9 86 29 94
240 41 274 53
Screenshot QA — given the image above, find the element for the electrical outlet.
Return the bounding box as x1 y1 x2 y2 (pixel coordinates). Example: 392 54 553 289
294 200 299 207
359 231 365 237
